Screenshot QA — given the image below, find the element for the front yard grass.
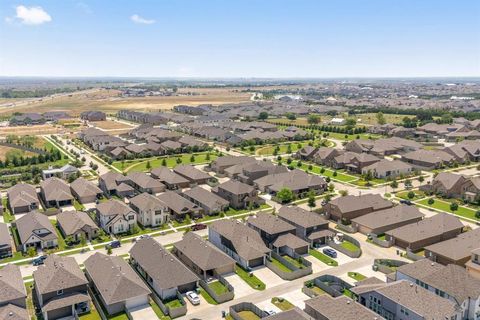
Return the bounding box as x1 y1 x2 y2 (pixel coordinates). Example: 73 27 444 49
396 190 426 201
164 298 183 309
2 198 15 223
149 298 171 320
290 160 358 183
235 265 266 290
271 297 294 311
308 249 338 266
348 271 367 281
282 255 305 269
417 198 479 221
270 257 292 272
340 240 360 252
237 311 260 320
208 280 229 295
199 288 218 305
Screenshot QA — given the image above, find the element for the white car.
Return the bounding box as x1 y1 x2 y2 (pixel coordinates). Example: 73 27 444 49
264 309 276 316
186 291 200 305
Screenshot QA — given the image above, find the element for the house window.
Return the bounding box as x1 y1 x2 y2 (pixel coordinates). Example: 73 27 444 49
57 290 63 295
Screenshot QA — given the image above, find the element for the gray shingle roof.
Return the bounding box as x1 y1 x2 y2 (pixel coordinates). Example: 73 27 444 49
173 232 235 271
7 183 39 208
304 295 382 320
328 194 393 214
278 206 328 229
272 233 309 249
173 165 211 181
15 212 57 246
182 186 229 209
150 167 189 185
56 210 98 236
84 252 151 305
424 227 480 261
33 255 88 295
218 180 254 195
0 223 11 249
0 304 29 320
351 205 424 230
70 177 103 198
129 192 167 212
247 212 295 236
0 264 26 305
40 177 73 203
130 238 199 290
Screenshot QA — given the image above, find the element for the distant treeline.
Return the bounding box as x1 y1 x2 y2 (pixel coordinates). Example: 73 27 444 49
348 106 480 121
0 87 85 99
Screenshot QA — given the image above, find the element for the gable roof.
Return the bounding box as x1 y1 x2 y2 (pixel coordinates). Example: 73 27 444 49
150 166 190 185
7 183 39 208
157 191 200 214
254 170 326 193
351 205 424 230
96 199 134 218
328 194 393 214
126 172 165 190
182 186 229 209
129 193 167 212
130 238 199 289
56 210 98 236
0 264 26 305
40 177 73 202
70 177 103 198
304 295 382 320
218 180 254 195
173 232 235 271
15 212 57 245
0 304 29 320
173 165 211 181
33 255 87 294
277 206 329 229
84 252 151 305
247 212 295 236
424 227 480 262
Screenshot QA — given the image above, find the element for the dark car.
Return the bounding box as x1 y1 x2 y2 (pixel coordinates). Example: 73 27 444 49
323 248 337 258
191 223 207 231
106 240 121 249
32 257 45 266
399 199 412 205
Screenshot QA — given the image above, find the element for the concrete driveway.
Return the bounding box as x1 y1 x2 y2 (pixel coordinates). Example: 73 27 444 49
222 273 256 298
128 304 157 320
252 266 286 288
184 293 212 313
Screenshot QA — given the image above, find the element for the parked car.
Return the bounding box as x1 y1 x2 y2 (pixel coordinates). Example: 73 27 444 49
106 240 121 249
323 248 337 258
186 291 200 305
399 199 412 205
32 257 45 266
264 309 277 316
191 223 207 231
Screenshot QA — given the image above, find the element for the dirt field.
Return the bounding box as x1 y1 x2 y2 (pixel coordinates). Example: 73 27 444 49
91 120 135 130
0 87 252 116
0 124 61 136
0 145 37 161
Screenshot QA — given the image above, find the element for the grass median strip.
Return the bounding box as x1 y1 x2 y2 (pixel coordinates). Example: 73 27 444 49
417 198 479 221
348 271 367 281
235 265 266 290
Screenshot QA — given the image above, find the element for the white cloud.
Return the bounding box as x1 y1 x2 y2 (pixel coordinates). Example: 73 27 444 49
130 14 155 25
13 5 52 25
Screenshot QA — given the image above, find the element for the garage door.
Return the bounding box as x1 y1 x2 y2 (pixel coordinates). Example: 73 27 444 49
47 306 72 320
125 295 149 310
248 257 264 268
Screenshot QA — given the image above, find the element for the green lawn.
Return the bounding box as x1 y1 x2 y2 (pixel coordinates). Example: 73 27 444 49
149 298 171 320
208 280 229 295
343 288 355 299
348 272 367 281
112 153 217 172
79 307 101 320
73 199 85 211
311 286 327 295
164 298 183 309
270 257 292 272
282 255 305 269
237 311 260 320
199 288 218 305
308 249 338 266
289 160 358 183
2 198 15 223
417 198 479 221
396 190 426 201
340 241 360 252
271 297 294 311
235 265 266 290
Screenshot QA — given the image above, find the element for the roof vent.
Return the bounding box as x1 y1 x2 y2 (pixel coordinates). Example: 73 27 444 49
409 283 414 287
346 300 350 304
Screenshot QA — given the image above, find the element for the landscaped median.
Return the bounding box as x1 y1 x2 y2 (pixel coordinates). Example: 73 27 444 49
289 160 358 183
416 197 479 222
235 265 266 290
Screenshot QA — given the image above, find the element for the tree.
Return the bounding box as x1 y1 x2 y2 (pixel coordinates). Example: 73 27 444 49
328 183 335 192
345 118 357 129
161 158 167 166
27 247 37 257
390 179 398 190
307 114 321 125
450 202 458 212
428 198 435 205
285 113 296 121
475 210 480 219
258 111 269 120
307 190 316 210
146 161 151 170
376 112 386 125
407 191 415 199
339 190 348 197
80 234 87 247
107 246 112 255
277 188 294 203
176 157 182 164
324 193 332 203
190 155 195 163
418 176 424 183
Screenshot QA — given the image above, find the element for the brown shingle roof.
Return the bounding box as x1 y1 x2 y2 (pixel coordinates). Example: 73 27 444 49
15 212 57 245
130 238 199 289
278 206 328 229
84 252 150 305
40 177 73 203
247 212 295 235
304 295 382 320
173 165 211 182
0 304 29 320
328 194 393 214
351 205 424 230
56 210 98 236
182 186 229 209
70 177 103 198
272 233 309 249
218 180 254 195
0 264 26 305
7 183 39 208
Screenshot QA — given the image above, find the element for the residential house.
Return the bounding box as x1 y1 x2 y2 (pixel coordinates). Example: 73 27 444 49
126 172 166 194
42 164 79 180
427 172 468 198
150 166 190 190
33 255 90 320
262 307 311 320
40 177 74 208
130 238 199 300
466 248 480 280
254 170 327 198
14 212 58 252
351 205 424 235
424 228 480 266
361 159 414 179
225 160 288 185
0 264 28 320
96 199 137 234
312 147 343 167
296 146 318 160
246 212 296 245
345 137 422 157
401 149 455 169
277 206 332 246
209 219 271 269
0 223 12 258
213 180 264 209
385 213 464 251
182 186 229 215
7 183 39 214
84 252 151 316
390 259 480 320
323 194 393 223
304 295 382 320
173 165 212 185
56 210 99 241
80 111 106 121
353 280 460 319
172 232 236 279
98 172 135 198
10 113 45 126
209 156 257 174
157 191 202 220
129 192 169 227
70 177 103 204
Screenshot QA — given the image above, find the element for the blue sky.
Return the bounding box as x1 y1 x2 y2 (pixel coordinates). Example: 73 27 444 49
1 0 479 77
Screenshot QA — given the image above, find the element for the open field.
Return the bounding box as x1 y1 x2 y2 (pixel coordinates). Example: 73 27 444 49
92 120 135 130
0 124 62 136
269 113 409 127
0 87 251 116
0 145 36 161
